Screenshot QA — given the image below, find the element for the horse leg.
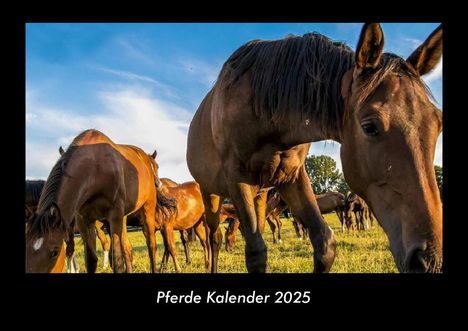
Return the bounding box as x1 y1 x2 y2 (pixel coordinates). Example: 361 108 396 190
225 181 268 273
141 201 158 273
95 220 111 269
65 229 79 273
159 229 170 272
278 166 336 273
194 220 210 270
163 223 181 273
266 216 277 244
180 230 191 265
200 192 223 273
76 216 98 273
121 216 133 273
107 207 126 273
292 219 302 239
276 216 282 243
337 210 345 233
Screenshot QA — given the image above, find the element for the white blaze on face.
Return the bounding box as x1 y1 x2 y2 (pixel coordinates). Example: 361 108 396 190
33 237 44 251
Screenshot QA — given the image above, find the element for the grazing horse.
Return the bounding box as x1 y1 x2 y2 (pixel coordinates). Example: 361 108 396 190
26 129 163 273
316 192 346 232
187 23 443 273
59 146 133 272
292 216 308 240
157 180 209 273
159 178 196 264
344 192 373 231
221 204 240 252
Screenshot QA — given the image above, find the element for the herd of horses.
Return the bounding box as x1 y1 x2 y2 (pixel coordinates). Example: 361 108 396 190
25 23 443 273
26 176 374 272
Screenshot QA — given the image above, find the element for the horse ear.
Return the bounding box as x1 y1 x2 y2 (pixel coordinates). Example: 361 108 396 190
355 23 385 70
49 203 61 221
59 146 65 156
151 150 157 159
406 24 442 76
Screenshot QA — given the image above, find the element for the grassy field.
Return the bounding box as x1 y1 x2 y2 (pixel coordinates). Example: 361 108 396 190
71 213 397 273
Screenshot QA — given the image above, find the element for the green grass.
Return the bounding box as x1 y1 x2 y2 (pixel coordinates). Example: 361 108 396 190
71 213 397 273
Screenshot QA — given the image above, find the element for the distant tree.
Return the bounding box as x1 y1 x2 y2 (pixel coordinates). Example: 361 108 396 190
434 165 442 199
305 155 341 194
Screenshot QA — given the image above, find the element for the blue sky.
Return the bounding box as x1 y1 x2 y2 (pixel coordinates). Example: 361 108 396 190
26 23 443 182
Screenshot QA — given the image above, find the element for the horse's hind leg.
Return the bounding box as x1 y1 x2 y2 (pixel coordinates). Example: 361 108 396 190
276 217 282 243
159 230 170 272
141 201 158 273
162 223 181 273
266 216 278 244
278 166 336 273
180 230 191 265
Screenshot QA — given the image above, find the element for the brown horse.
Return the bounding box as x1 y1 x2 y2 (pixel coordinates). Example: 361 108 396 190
344 192 374 231
221 204 240 252
26 129 163 273
57 146 130 272
292 216 308 240
316 192 346 231
187 23 442 273
159 178 196 265
156 180 209 273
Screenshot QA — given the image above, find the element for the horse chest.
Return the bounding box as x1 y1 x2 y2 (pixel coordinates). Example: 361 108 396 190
248 146 306 186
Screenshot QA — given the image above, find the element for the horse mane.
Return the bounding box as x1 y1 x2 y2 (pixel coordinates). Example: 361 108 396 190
156 189 178 219
218 32 354 135
26 129 96 239
218 32 433 134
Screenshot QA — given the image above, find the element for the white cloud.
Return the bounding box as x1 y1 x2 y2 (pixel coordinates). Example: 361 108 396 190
26 86 194 183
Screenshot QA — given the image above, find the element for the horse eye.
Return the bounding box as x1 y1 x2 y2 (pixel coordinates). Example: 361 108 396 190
361 122 379 136
50 249 59 259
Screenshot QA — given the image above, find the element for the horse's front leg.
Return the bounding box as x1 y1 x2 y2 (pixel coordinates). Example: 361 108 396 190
76 215 98 273
95 220 110 269
200 192 224 273
226 179 268 273
278 166 336 273
107 208 126 273
65 227 80 273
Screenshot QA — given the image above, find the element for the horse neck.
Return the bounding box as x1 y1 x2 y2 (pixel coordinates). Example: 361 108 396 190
55 171 93 229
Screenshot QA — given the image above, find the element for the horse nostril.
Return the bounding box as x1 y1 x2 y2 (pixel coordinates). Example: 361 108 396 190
407 248 429 273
